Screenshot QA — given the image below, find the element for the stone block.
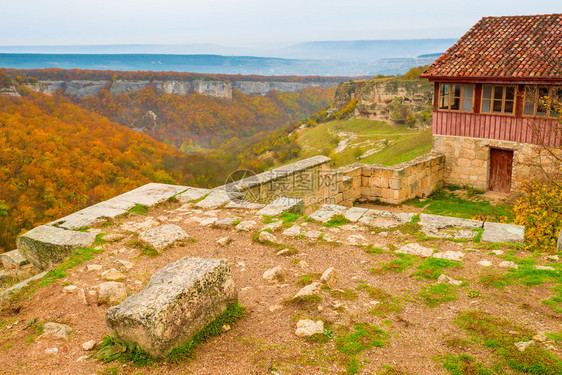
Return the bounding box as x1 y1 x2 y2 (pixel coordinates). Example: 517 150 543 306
138 224 190 251
256 197 304 217
17 226 96 270
0 249 30 269
481 222 525 244
106 257 237 358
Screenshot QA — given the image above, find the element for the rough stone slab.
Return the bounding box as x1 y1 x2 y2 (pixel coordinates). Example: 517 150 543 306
420 214 483 229
433 251 464 261
396 243 434 257
17 226 96 270
308 204 347 223
224 200 265 210
117 183 189 207
176 187 211 203
0 271 47 302
256 197 304 217
106 257 237 358
0 249 30 268
138 224 190 251
195 190 240 209
358 209 413 229
558 230 562 253
344 207 369 222
481 222 525 244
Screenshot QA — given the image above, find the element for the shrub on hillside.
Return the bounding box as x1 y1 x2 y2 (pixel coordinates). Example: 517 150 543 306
513 179 562 253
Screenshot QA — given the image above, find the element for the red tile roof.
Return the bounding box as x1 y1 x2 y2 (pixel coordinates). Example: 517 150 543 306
422 14 562 81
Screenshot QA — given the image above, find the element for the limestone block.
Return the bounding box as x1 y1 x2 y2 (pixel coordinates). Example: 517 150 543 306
106 257 237 358
138 224 190 251
0 249 30 269
17 226 96 270
256 197 304 217
176 187 211 203
481 222 525 244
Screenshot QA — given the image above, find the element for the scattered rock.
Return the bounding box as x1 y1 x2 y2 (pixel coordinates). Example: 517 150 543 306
320 267 337 287
515 340 534 352
256 197 304 217
294 282 321 299
119 217 160 233
262 266 286 284
98 282 127 305
262 221 283 231
477 260 492 267
304 230 322 239
82 340 97 351
216 237 232 246
308 204 347 223
103 233 125 242
116 259 133 270
106 257 237 358
138 224 190 251
437 274 462 286
295 319 324 337
221 324 231 332
258 231 278 244
344 207 369 222
268 304 283 312
41 322 72 340
433 251 464 261
492 250 504 255
283 226 301 237
236 220 257 231
213 217 240 229
276 249 291 256
533 332 547 343
63 285 78 294
545 254 559 261
396 243 434 257
297 260 309 269
534 265 555 271
87 264 102 272
44 348 59 355
481 222 525 244
102 268 125 281
499 261 519 269
346 234 369 246
199 217 218 226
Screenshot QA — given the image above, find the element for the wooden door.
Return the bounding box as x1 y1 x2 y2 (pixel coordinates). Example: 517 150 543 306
489 148 513 193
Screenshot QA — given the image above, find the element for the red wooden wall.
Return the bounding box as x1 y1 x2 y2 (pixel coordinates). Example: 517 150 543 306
433 111 562 147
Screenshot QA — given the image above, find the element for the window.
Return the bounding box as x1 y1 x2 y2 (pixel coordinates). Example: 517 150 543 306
439 83 473 112
481 85 516 115
524 86 562 118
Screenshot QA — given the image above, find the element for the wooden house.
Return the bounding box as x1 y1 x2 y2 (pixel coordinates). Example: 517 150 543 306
421 14 561 193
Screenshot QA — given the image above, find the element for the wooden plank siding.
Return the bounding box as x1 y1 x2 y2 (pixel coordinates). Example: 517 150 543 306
433 111 562 147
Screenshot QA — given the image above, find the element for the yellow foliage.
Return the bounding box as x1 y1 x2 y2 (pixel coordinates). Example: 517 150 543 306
513 179 562 253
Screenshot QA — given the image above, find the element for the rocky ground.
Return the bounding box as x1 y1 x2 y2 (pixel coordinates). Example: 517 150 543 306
0 198 560 375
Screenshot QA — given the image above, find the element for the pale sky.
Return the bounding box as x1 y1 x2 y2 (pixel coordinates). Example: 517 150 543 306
1 0 560 46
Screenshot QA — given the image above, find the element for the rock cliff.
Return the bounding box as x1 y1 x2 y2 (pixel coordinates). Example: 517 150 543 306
25 79 337 99
332 78 433 123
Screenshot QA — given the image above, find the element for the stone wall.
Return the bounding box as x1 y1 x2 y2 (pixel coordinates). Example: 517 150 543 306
336 153 445 206
433 135 561 191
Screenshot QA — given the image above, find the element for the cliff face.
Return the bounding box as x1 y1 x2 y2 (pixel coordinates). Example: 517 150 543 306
25 79 337 99
0 85 21 97
332 78 433 123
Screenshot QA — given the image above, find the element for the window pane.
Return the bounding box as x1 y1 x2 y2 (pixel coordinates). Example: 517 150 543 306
537 103 547 116
494 86 504 100
505 87 515 100
482 99 491 113
453 85 462 97
483 86 492 99
538 87 549 98
524 102 535 116
462 99 473 112
451 96 460 110
440 84 449 96
463 85 473 98
504 101 514 114
492 100 503 113
439 96 448 110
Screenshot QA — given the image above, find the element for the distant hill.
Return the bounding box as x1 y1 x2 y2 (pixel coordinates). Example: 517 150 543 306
0 38 455 76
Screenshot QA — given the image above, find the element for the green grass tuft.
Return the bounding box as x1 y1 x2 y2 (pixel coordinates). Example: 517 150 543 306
414 258 463 280
420 283 457 307
128 204 148 216
324 214 351 228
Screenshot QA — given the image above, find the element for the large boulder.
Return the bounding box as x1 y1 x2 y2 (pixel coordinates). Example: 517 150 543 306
105 257 237 358
17 225 96 270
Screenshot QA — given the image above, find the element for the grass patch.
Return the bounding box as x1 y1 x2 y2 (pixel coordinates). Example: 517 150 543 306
543 285 562 313
38 246 104 287
455 310 562 374
403 189 514 223
441 354 494 375
414 258 463 280
479 271 512 289
128 204 148 216
324 214 351 228
297 273 320 286
285 294 323 309
280 212 301 227
330 289 358 301
370 254 417 274
335 323 388 374
127 239 159 257
94 303 244 366
365 246 385 254
420 283 457 307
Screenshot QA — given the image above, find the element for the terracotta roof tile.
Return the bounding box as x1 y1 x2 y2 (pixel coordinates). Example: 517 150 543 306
422 14 562 80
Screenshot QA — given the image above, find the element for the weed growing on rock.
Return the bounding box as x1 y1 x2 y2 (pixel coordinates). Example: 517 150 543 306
128 204 148 215
324 214 351 228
